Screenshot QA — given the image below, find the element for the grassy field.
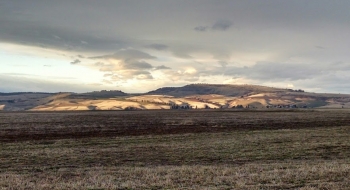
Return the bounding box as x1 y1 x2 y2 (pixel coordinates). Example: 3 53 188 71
0 110 350 189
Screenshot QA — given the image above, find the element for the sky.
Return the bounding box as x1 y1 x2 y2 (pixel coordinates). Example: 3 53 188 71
1 0 350 93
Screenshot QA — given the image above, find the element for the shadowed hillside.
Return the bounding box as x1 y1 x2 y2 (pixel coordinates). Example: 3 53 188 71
68 90 128 99
147 84 289 97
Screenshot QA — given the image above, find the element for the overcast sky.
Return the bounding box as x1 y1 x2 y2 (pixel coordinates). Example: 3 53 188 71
1 0 350 93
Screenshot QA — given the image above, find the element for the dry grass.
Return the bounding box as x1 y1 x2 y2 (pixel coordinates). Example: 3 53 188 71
1 111 350 190
1 161 349 189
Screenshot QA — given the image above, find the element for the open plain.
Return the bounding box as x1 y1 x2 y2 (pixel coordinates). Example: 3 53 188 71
1 109 350 189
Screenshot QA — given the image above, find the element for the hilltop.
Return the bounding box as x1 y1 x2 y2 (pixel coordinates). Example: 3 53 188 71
68 90 128 99
147 84 292 96
1 84 350 111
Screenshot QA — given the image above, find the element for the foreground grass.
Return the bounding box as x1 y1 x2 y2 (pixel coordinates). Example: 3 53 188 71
1 126 350 189
1 161 349 189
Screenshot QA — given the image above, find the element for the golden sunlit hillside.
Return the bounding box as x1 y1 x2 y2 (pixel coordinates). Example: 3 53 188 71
1 84 350 111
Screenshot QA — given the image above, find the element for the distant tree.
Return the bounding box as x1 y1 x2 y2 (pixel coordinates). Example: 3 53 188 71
236 105 244 109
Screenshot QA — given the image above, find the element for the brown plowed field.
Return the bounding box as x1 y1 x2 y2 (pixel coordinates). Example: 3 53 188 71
1 109 349 142
1 109 350 189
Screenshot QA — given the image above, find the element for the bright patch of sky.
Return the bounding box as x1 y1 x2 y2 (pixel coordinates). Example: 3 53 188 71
0 48 104 84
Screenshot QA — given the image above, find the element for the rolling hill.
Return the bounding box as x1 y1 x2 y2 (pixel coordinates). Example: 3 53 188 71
1 84 350 111
147 84 289 96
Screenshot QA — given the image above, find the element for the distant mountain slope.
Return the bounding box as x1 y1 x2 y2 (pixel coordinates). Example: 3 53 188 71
1 84 350 111
69 90 128 99
0 93 68 111
147 84 289 97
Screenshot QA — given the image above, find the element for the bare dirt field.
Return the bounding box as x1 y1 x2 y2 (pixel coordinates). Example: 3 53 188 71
1 110 350 189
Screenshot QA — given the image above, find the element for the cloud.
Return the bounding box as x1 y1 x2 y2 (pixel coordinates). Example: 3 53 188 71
0 19 126 53
70 59 81 65
171 50 193 59
146 44 168 51
102 79 113 84
91 49 155 61
315 46 325 49
240 62 321 80
162 68 200 82
212 20 232 31
103 73 113 77
90 49 156 80
109 70 153 80
91 49 157 80
124 61 153 70
194 26 209 32
95 60 153 72
199 60 350 87
95 62 105 66
218 61 228 68
200 62 322 81
154 65 171 70
136 74 153 80
194 20 232 32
